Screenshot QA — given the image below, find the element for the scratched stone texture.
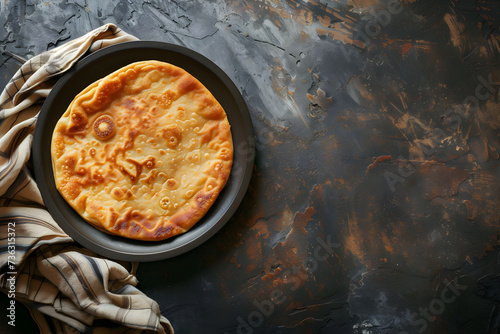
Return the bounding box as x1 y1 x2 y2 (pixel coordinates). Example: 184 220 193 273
1 0 499 333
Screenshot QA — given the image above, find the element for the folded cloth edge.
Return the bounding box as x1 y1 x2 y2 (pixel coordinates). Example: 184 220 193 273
0 23 174 334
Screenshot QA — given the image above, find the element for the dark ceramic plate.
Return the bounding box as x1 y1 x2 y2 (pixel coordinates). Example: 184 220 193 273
33 41 254 262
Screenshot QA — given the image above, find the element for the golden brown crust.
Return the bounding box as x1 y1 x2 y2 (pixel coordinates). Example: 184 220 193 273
51 60 233 241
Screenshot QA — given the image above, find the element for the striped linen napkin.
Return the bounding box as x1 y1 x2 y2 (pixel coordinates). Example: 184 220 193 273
0 23 174 334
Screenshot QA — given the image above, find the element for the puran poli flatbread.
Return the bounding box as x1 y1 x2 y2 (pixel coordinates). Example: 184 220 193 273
51 60 233 241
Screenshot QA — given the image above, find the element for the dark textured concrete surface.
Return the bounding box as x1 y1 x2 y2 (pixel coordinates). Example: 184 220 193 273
1 0 499 333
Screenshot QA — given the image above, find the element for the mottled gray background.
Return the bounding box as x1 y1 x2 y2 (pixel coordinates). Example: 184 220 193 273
1 0 500 333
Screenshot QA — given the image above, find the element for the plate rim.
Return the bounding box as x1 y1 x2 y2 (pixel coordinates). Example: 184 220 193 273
33 40 254 262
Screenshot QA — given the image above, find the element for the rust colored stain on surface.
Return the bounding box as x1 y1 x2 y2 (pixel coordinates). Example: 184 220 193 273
463 171 500 226
307 88 333 111
400 42 412 54
418 163 471 200
365 155 393 175
272 207 316 269
444 12 466 52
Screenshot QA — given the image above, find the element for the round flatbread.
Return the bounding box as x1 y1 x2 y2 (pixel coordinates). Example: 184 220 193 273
51 60 233 241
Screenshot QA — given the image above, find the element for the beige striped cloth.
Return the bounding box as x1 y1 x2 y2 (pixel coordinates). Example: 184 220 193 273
0 23 174 333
